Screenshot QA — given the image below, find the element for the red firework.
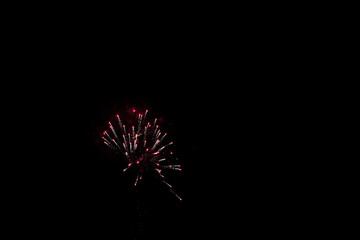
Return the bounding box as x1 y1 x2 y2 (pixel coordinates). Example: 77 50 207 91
102 108 182 201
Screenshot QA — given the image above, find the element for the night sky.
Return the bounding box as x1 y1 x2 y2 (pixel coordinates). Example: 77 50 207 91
8 73 204 239
6 63 280 238
3 19 289 238
70 86 194 239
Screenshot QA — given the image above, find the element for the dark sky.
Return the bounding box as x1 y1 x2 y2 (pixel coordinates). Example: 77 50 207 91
3 18 291 238
71 86 195 239
6 63 279 238
8 75 203 239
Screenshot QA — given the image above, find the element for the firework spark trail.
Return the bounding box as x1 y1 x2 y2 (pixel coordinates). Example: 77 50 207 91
102 109 182 201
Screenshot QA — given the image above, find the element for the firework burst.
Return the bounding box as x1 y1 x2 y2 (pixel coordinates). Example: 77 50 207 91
102 108 182 201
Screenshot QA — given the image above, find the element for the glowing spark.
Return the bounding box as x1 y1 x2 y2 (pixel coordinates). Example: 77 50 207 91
101 108 182 201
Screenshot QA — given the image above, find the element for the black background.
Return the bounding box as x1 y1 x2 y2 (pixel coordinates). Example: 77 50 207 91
2 3 346 238
6 48 215 238
2 13 295 239
10 73 203 239
6 64 283 239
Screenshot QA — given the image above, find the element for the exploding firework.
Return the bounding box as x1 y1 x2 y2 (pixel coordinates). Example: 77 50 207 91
102 108 182 201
